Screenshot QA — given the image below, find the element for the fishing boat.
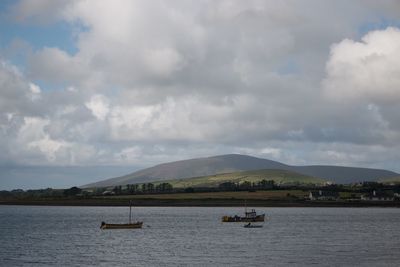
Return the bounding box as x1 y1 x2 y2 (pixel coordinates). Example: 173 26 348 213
222 209 265 222
100 201 143 230
222 200 265 222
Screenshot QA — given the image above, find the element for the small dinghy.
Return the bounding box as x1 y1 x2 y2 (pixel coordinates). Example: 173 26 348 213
100 221 143 229
243 223 263 228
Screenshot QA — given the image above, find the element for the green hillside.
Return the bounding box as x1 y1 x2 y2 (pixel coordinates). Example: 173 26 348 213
379 176 400 184
83 154 399 188
154 169 326 188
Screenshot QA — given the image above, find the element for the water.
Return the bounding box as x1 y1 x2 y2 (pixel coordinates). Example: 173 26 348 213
0 206 399 266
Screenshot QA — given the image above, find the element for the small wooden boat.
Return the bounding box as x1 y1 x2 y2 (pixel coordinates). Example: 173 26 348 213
100 201 143 230
243 223 263 228
100 221 143 229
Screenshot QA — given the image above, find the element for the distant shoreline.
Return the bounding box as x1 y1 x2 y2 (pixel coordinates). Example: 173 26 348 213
1 198 399 208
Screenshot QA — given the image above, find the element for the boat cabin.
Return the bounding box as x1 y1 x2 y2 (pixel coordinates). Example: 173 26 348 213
245 209 257 219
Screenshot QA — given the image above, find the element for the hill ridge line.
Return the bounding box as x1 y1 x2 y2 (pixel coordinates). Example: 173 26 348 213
83 154 399 187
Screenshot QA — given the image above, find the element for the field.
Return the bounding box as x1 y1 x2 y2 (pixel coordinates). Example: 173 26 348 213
152 169 326 188
2 189 399 207
380 176 400 184
99 190 309 200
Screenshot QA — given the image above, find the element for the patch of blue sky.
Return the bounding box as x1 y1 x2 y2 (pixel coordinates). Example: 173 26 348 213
276 59 299 76
0 1 88 91
32 79 71 92
0 18 82 91
358 17 400 37
0 0 14 14
0 0 86 69
0 20 79 55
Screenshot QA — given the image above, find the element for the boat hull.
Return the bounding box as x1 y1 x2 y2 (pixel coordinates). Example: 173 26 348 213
222 214 265 222
100 222 143 229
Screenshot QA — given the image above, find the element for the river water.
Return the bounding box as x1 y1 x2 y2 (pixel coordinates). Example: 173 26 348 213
0 206 399 266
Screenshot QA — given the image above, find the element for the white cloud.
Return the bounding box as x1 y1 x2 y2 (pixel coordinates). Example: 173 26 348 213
16 117 67 163
322 27 400 146
108 97 205 142
324 27 400 104
28 83 41 101
115 146 143 164
28 136 68 162
29 82 40 93
143 47 186 78
28 47 90 86
85 95 110 121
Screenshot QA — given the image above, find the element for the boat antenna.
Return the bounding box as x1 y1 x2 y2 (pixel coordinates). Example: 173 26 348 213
129 200 132 224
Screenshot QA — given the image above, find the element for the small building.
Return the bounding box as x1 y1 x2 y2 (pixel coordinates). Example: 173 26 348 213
361 190 394 201
309 190 340 201
102 190 115 196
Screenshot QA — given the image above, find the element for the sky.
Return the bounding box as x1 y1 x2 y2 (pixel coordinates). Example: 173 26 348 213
1 0 400 190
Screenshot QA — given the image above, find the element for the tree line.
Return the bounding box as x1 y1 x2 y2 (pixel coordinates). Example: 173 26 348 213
110 182 174 195
1 181 400 199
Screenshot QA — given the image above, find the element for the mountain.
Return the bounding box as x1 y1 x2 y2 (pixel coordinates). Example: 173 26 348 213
288 165 398 185
83 154 288 188
83 154 399 188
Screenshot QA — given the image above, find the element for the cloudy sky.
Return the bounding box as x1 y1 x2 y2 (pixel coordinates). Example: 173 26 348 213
1 0 400 189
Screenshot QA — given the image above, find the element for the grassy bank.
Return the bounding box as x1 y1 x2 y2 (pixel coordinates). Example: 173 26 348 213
1 190 399 207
